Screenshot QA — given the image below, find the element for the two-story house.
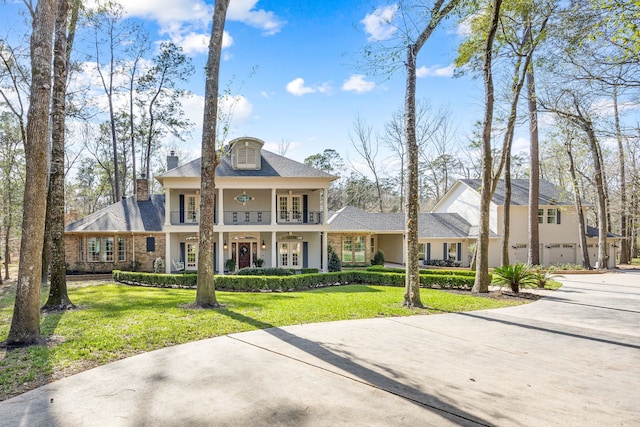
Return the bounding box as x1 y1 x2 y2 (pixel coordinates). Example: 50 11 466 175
65 137 336 273
431 179 619 268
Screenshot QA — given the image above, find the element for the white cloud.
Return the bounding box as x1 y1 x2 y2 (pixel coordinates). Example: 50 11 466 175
342 74 376 93
227 0 286 35
456 16 473 37
416 65 455 78
109 0 282 55
286 78 317 96
361 5 398 41
218 94 254 125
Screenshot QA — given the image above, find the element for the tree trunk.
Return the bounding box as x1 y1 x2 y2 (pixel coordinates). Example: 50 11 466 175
43 0 74 311
526 63 541 266
403 44 423 308
7 0 56 346
502 156 511 266
613 87 629 264
565 137 591 268
473 0 502 293
195 0 230 308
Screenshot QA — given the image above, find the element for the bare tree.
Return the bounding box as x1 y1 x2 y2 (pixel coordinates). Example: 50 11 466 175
349 115 385 212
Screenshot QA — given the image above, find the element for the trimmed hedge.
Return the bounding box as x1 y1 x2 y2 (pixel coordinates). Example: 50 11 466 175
366 265 482 278
235 267 294 276
113 269 476 291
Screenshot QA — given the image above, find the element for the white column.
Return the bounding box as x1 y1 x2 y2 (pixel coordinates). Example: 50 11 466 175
271 188 277 225
164 189 171 226
218 188 224 225
271 231 277 267
322 231 328 273
218 231 224 275
323 187 329 224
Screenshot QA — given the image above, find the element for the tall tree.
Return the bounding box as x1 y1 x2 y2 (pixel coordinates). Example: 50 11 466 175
137 41 194 180
43 0 80 310
402 0 462 307
6 0 56 346
474 0 503 293
195 0 230 308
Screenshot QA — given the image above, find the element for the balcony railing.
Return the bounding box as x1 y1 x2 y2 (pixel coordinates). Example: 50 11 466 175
169 210 323 225
224 211 271 225
278 211 322 224
170 211 201 225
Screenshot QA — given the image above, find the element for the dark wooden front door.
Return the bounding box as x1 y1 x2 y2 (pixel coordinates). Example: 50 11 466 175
238 243 251 269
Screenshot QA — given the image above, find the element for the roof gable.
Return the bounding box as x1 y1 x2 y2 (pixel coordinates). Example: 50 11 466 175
156 149 336 181
458 179 574 206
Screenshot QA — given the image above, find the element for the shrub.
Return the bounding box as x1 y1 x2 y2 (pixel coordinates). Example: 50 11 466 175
491 263 538 293
328 245 342 272
235 267 294 276
531 268 562 289
371 249 385 266
225 258 237 273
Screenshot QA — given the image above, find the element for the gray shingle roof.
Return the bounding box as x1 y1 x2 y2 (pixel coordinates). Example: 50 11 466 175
586 226 620 239
328 206 477 239
460 179 574 206
65 195 165 233
157 150 336 180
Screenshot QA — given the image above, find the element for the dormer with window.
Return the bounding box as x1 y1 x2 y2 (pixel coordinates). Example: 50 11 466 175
230 137 263 170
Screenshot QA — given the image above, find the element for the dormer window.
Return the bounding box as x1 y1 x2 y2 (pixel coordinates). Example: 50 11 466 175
230 137 263 170
237 146 256 168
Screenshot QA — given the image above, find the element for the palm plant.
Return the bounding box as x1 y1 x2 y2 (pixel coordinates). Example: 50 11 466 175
491 263 538 293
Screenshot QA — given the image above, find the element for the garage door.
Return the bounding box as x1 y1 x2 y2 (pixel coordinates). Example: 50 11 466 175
546 243 576 265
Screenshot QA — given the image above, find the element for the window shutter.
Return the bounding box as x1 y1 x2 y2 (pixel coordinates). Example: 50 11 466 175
303 195 308 223
180 242 185 263
303 242 308 268
179 194 185 223
557 209 561 224
443 243 447 260
146 237 155 252
457 243 462 261
427 243 431 261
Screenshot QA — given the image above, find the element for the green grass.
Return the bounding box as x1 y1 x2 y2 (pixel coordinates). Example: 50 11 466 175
1 281 525 401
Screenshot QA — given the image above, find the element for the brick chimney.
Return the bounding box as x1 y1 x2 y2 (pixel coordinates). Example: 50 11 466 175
136 174 149 202
167 151 179 170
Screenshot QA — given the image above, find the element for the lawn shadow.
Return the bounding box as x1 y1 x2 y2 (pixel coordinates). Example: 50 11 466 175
218 309 496 426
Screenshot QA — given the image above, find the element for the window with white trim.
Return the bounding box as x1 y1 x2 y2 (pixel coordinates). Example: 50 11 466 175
342 236 353 263
87 237 114 262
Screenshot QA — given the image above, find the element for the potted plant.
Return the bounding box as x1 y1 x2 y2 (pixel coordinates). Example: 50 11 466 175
254 258 264 267
225 258 237 273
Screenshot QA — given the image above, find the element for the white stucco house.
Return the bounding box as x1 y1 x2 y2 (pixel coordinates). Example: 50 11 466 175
430 179 619 268
64 137 618 273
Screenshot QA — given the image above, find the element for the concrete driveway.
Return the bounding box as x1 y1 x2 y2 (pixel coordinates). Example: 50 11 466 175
1 272 639 426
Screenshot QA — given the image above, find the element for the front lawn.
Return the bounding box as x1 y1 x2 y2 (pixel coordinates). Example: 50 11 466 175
1 281 526 401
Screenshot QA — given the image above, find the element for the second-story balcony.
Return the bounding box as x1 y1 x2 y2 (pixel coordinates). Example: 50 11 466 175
169 210 324 226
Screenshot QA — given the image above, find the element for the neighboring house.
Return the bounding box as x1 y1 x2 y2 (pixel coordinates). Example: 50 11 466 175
65 137 336 273
431 179 620 268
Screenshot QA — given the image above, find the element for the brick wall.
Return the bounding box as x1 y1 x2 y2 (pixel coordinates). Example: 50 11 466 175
65 233 166 273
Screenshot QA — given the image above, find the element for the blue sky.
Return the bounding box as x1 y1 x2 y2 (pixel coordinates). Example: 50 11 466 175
109 0 485 166
1 0 487 168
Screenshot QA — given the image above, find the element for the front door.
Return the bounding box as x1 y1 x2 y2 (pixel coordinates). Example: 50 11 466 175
238 242 251 269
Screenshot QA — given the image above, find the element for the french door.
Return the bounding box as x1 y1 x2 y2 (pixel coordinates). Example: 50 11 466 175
279 242 301 269
278 194 302 222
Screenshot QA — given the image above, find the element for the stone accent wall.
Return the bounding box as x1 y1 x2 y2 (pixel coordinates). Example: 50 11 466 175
65 233 166 273
328 232 373 266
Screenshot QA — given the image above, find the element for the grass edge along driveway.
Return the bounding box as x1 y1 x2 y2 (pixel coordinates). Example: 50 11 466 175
1 281 528 401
